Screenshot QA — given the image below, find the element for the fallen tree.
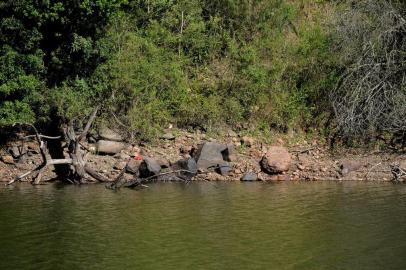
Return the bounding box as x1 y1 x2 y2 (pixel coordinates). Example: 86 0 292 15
8 107 124 185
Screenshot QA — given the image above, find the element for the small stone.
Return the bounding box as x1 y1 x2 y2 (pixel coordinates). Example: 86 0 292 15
1 155 14 164
161 133 175 140
297 164 305 171
180 145 192 154
206 173 217 181
241 172 258 181
228 130 238 137
114 161 127 170
234 168 243 174
114 152 130 160
241 136 255 147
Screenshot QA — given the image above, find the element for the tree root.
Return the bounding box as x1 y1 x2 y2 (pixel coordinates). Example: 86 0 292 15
8 106 118 185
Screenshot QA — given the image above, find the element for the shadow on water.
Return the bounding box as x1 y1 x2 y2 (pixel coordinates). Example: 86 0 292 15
1 181 406 270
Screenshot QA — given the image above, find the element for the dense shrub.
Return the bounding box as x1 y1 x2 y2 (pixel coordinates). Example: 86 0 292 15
331 0 406 140
102 0 337 139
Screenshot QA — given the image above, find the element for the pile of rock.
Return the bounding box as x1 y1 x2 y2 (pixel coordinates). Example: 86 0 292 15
96 128 127 155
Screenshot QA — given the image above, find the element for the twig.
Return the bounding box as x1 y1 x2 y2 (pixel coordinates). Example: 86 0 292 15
364 162 382 180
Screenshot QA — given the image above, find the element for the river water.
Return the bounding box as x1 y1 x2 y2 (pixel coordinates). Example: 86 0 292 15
0 182 406 270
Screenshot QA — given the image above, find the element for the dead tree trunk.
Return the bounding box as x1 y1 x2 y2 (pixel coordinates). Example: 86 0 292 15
8 107 123 185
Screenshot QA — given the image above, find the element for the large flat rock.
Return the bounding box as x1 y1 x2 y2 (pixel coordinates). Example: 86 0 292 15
194 142 230 170
99 127 123 142
97 140 126 155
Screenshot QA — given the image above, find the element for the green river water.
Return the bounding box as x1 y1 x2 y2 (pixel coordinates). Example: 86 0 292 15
0 181 406 270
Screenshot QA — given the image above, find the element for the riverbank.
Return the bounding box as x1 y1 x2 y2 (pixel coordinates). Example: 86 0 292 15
1 128 405 184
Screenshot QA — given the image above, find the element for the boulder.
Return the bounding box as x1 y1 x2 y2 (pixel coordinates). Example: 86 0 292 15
139 157 161 178
96 140 126 155
260 146 292 174
194 142 230 170
216 164 232 176
241 172 258 181
126 159 142 174
99 127 123 142
173 158 198 180
175 158 198 173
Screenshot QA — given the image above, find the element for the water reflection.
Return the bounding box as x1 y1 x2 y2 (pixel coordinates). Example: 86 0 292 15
0 182 406 270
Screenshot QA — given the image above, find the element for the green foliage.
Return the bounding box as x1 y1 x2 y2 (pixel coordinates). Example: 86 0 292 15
0 0 125 127
1 0 343 141
100 0 337 138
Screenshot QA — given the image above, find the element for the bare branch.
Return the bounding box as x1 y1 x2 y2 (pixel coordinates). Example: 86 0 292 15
78 106 99 142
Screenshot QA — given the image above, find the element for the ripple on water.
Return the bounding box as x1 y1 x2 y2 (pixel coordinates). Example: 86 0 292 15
1 181 406 270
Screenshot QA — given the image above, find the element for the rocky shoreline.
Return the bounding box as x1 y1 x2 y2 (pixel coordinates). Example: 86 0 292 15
1 128 405 184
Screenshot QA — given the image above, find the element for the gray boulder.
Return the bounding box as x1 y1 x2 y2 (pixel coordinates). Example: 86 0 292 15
97 140 126 155
99 127 123 142
241 172 258 181
174 158 198 180
176 158 198 174
139 157 161 178
216 164 232 176
194 142 230 170
126 159 142 174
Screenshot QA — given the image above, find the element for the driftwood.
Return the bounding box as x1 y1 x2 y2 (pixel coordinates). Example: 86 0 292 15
8 107 118 185
106 169 198 190
390 164 406 182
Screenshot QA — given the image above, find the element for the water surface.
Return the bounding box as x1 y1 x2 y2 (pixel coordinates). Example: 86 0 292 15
1 182 406 270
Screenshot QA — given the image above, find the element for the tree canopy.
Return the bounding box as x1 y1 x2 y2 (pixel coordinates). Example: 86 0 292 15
1 0 405 146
